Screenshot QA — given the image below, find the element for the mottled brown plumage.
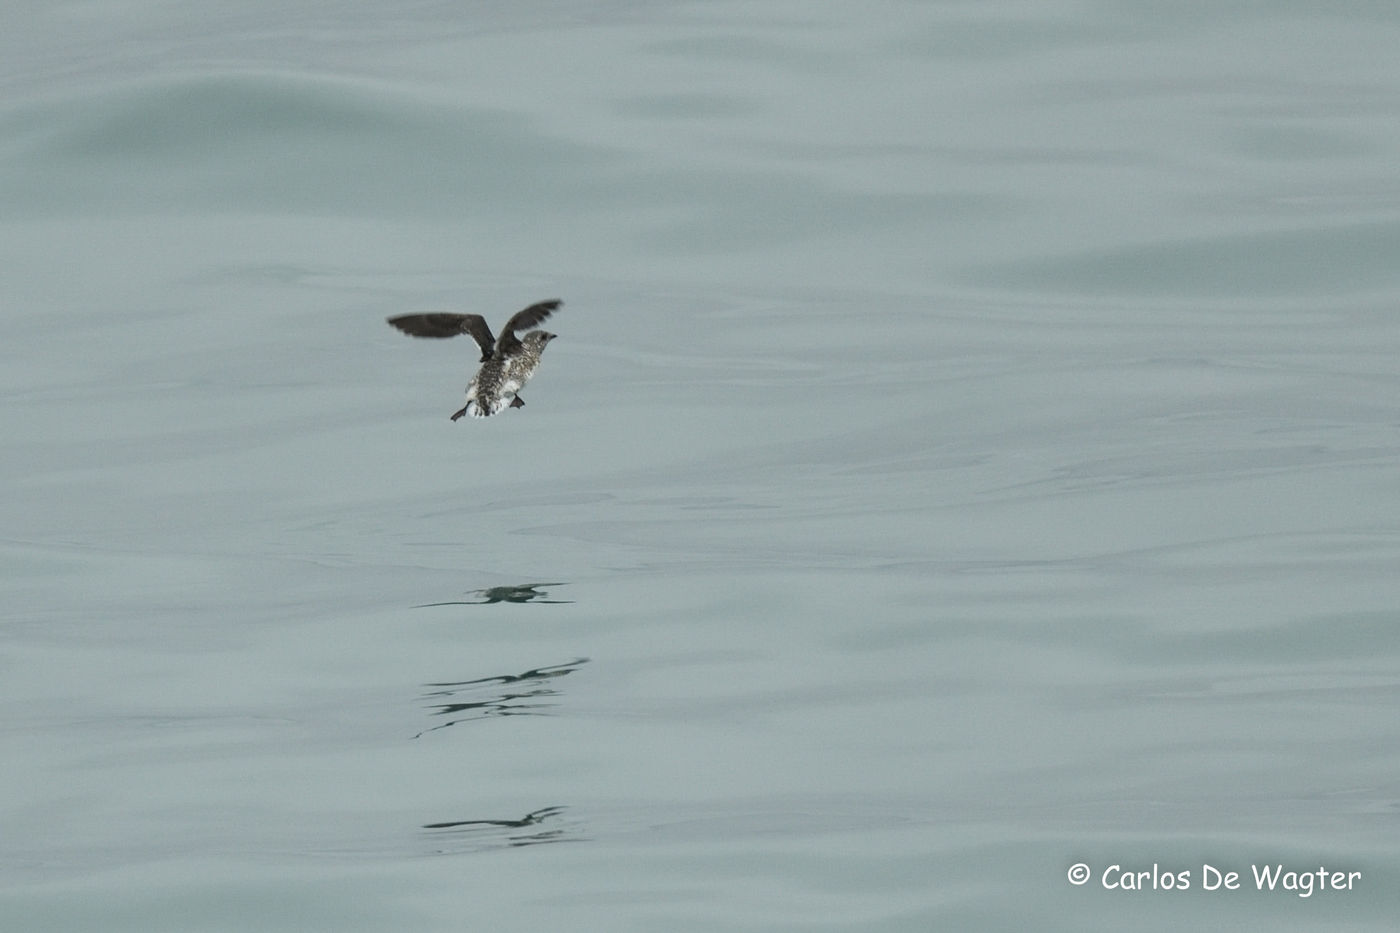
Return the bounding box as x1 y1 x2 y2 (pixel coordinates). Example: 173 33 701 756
387 299 563 420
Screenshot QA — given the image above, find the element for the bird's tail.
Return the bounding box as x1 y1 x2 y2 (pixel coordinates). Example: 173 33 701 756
458 398 503 418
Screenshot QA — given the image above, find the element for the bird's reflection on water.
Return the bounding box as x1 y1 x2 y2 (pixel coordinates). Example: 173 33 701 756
413 658 588 738
414 583 571 607
409 585 583 847
422 806 579 850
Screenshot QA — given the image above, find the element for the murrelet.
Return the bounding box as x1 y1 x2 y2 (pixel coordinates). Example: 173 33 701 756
387 299 562 420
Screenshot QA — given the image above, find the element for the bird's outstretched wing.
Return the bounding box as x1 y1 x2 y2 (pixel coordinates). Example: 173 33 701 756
387 313 497 361
496 299 562 358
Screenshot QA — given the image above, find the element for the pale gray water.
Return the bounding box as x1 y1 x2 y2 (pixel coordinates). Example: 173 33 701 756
3 2 1400 930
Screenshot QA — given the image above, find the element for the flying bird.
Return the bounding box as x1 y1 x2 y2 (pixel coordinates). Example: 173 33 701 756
388 299 562 420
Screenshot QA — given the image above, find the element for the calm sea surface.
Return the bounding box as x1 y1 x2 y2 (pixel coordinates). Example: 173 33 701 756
4 2 1400 930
